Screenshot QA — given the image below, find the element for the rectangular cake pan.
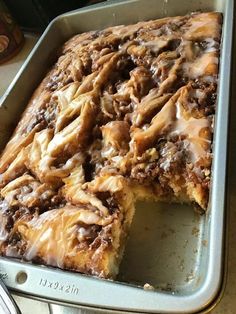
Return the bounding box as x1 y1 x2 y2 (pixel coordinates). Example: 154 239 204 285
0 0 233 313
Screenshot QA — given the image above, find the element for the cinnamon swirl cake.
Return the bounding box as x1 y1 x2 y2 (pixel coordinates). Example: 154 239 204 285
0 12 222 279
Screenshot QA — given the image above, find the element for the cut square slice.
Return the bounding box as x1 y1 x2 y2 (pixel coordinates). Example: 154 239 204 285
1 175 134 278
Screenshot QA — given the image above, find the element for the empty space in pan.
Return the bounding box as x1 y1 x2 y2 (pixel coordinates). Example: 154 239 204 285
118 201 208 295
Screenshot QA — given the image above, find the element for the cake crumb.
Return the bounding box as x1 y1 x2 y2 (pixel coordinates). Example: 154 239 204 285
143 283 155 291
202 239 208 247
191 227 200 236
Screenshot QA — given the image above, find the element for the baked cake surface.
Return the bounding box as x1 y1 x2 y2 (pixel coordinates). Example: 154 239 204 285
0 12 222 278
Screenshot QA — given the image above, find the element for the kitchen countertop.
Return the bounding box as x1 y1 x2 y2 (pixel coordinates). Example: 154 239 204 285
0 26 236 314
0 34 38 99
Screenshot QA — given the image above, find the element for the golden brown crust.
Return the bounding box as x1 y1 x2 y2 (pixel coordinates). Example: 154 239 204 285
0 12 222 278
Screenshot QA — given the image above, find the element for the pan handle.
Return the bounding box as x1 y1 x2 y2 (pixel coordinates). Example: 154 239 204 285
0 278 21 314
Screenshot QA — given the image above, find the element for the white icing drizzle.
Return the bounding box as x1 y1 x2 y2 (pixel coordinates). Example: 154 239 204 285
17 205 112 266
63 187 109 216
1 174 55 207
184 12 220 40
0 200 11 243
0 217 8 242
0 199 9 212
204 38 218 53
77 226 91 242
171 101 210 162
142 39 168 53
101 146 116 158
132 84 211 163
88 175 124 194
183 52 218 79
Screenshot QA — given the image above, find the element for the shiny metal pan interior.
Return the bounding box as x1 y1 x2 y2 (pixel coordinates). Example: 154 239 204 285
0 0 234 312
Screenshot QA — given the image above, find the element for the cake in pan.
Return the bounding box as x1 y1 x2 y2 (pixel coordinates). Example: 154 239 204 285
0 12 222 279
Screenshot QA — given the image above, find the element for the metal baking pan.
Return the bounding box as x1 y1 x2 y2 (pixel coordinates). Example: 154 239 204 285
0 0 233 313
